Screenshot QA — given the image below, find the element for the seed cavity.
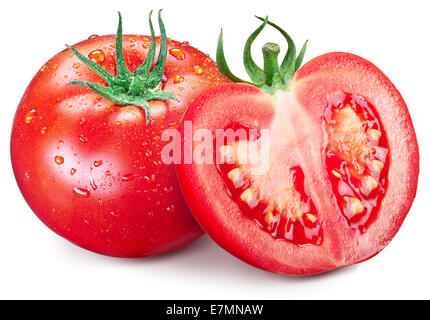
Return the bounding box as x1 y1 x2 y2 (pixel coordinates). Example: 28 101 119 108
323 92 389 233
216 125 323 246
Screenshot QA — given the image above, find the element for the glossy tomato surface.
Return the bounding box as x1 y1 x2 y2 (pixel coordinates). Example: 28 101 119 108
11 34 229 257
176 52 419 275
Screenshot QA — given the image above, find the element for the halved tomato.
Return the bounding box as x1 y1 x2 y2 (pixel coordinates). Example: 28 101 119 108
175 17 419 275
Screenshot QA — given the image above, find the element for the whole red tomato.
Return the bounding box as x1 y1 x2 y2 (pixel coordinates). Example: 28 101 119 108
176 17 419 275
11 12 229 257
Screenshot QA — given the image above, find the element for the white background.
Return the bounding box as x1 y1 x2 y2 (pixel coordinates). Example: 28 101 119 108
1 0 429 299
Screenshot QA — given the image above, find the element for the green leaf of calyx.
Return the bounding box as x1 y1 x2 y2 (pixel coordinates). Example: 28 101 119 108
243 16 267 86
216 29 250 84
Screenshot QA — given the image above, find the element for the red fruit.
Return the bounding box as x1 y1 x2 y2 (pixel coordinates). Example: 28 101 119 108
176 17 419 275
11 12 229 257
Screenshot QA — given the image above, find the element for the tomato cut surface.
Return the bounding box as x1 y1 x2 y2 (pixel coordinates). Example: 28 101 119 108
176 52 419 275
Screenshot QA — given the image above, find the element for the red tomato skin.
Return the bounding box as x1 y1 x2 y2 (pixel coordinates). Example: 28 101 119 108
176 52 419 275
11 34 229 257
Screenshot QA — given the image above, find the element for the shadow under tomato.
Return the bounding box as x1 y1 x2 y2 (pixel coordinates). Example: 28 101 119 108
125 235 360 281
56 232 359 282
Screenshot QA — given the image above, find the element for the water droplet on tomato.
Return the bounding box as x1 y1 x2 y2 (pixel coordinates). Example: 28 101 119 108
173 75 184 84
193 65 203 74
40 65 47 72
25 110 36 124
88 34 99 39
142 43 149 48
169 48 185 60
94 160 103 167
54 156 64 165
121 173 134 181
97 199 103 206
40 127 47 135
78 134 88 143
70 168 77 175
105 170 111 176
73 187 90 198
182 41 190 46
73 63 80 68
143 174 156 183
164 186 173 193
89 176 97 190
88 49 106 63
152 160 162 167
168 122 178 129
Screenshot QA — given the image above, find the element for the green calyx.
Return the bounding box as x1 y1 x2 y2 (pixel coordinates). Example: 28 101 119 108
216 16 308 94
66 10 176 123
